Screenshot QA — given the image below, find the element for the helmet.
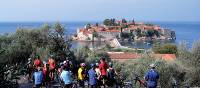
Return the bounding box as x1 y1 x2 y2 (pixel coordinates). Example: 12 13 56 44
28 58 31 61
150 64 155 68
108 62 113 67
60 62 63 66
63 61 67 64
43 61 47 65
80 63 86 67
95 63 99 66
90 63 95 68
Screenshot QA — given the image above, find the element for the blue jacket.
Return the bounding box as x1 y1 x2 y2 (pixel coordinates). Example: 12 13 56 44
88 69 97 85
60 70 72 85
33 71 43 85
144 69 159 88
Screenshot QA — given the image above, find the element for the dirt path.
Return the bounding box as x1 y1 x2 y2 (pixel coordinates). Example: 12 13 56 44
18 75 33 88
18 75 62 88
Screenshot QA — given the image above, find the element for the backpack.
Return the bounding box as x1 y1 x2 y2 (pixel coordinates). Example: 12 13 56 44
108 68 115 79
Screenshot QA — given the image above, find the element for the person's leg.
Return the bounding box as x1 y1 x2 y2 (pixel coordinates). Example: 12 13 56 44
35 84 42 88
79 80 84 88
50 69 55 81
90 85 93 88
102 76 107 88
82 81 85 88
66 84 72 88
93 85 97 88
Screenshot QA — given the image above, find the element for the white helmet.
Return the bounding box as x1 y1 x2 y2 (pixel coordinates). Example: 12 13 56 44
150 64 155 68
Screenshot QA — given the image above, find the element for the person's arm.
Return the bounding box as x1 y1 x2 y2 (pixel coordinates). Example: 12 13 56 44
156 72 159 79
60 72 63 81
41 72 43 81
114 69 118 76
144 71 149 81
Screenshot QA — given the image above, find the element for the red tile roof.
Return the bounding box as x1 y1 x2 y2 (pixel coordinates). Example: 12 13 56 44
79 29 92 36
154 54 176 61
108 52 176 61
108 52 141 60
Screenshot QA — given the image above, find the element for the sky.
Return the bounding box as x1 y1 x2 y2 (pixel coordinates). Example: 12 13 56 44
0 0 199 22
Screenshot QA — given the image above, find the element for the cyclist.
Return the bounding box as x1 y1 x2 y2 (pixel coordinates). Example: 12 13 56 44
27 58 33 82
33 67 43 88
48 56 56 81
78 63 87 88
107 62 117 87
95 62 101 87
144 64 159 88
42 61 50 87
99 58 108 86
60 66 73 88
88 64 98 88
58 61 65 75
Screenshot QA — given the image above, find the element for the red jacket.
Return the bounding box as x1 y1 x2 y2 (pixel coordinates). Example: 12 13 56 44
99 62 108 76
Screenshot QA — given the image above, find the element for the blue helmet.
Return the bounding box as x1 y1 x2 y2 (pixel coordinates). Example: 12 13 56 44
90 63 95 68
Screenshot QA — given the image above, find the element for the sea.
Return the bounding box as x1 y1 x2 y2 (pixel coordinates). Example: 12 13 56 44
0 22 200 49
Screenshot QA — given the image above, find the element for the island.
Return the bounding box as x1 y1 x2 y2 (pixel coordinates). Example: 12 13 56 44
73 18 176 47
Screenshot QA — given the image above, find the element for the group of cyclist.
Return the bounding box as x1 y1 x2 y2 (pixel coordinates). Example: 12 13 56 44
26 55 159 88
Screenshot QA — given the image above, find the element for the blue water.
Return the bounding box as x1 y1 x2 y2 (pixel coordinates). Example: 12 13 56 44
0 22 200 48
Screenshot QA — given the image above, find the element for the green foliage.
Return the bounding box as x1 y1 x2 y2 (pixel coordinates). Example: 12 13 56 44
145 23 154 26
113 56 187 88
103 18 117 26
86 23 91 29
145 30 160 37
176 40 200 87
153 43 177 54
188 41 200 86
145 30 155 37
122 19 127 23
136 28 142 38
0 22 75 87
92 31 98 41
74 46 110 64
0 63 26 88
111 48 144 53
0 22 74 64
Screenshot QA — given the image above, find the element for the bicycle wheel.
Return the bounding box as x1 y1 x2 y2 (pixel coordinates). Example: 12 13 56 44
72 83 78 88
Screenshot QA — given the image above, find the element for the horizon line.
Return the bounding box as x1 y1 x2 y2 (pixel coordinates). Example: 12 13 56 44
0 20 200 23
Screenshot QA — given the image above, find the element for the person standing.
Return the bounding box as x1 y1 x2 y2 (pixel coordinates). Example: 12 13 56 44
107 62 117 87
60 67 73 88
48 56 56 81
144 64 159 88
33 67 43 88
78 63 86 88
95 63 101 86
99 58 108 86
42 62 51 88
88 64 98 88
27 58 33 82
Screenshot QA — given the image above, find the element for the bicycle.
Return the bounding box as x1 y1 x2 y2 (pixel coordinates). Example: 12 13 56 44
123 81 134 88
133 73 147 88
120 73 147 88
172 78 189 88
71 79 78 88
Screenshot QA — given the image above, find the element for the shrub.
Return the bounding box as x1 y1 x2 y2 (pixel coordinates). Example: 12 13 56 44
113 55 186 88
153 43 177 54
